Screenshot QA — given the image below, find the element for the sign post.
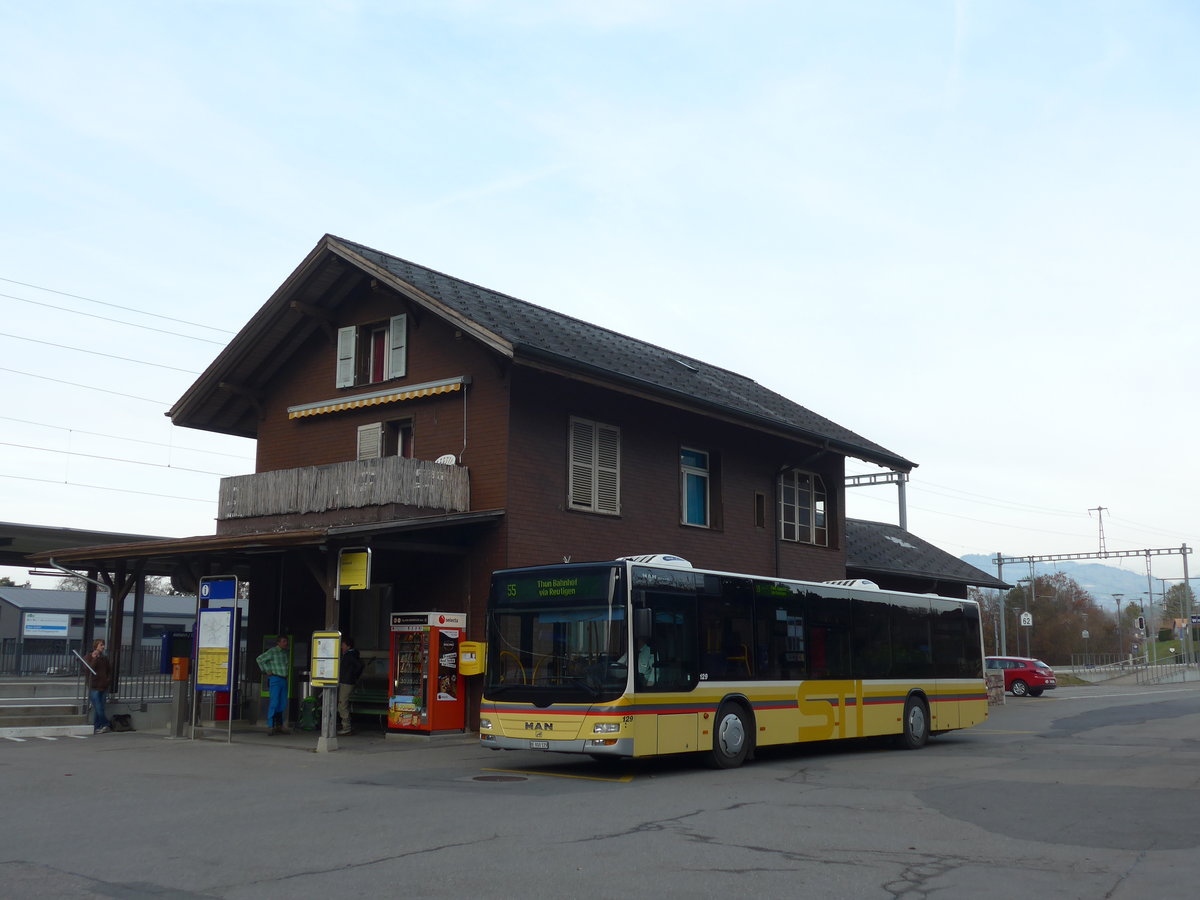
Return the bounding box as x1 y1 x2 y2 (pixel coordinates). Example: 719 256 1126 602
194 575 239 742
312 631 341 753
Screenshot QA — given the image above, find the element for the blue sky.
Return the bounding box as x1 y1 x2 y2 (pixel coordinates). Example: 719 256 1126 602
2 1 1197 585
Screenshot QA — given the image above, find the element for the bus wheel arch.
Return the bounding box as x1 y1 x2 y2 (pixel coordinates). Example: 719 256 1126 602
895 691 930 750
703 697 754 769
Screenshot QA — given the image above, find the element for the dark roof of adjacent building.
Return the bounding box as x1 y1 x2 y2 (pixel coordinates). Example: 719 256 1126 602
169 234 914 471
0 586 196 617
845 519 1010 590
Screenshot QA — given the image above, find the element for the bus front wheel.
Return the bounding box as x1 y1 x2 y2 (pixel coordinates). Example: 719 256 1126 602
896 695 929 750
704 702 750 769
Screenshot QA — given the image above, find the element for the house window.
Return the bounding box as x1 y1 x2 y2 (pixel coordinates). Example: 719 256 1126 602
337 314 407 388
779 469 828 546
357 420 414 460
568 416 620 514
680 447 709 527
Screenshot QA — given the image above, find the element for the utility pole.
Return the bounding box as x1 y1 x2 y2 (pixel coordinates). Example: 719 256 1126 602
1088 506 1108 556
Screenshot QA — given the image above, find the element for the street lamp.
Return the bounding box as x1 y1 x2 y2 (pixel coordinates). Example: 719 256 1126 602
1112 593 1124 663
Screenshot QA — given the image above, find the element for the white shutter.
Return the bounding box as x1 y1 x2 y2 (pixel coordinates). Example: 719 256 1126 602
357 423 384 460
336 326 357 388
568 417 620 514
568 417 596 510
595 423 620 514
387 314 407 379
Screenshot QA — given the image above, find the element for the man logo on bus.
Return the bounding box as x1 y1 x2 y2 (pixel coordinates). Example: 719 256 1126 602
524 722 554 731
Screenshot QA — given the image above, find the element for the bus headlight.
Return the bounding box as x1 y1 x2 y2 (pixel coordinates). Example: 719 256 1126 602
593 722 620 734
479 718 492 730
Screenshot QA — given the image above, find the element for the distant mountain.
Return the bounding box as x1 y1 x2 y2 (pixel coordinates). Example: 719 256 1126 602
961 555 1157 605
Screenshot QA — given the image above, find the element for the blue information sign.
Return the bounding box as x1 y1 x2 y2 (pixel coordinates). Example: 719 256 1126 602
200 575 238 603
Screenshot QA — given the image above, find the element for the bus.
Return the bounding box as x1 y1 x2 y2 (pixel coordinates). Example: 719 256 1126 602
479 555 987 768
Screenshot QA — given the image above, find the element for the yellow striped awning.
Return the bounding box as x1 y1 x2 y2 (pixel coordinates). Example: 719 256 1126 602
287 376 468 420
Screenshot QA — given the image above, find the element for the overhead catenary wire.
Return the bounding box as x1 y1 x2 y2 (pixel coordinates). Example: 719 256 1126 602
0 415 249 460
0 331 203 375
0 290 227 344
0 276 236 334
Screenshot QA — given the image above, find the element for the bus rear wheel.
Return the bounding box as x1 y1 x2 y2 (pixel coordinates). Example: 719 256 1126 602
704 702 750 769
895 695 929 750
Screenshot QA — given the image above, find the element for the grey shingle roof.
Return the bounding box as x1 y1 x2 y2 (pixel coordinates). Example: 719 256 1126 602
0 586 197 616
845 519 1009 590
337 237 914 470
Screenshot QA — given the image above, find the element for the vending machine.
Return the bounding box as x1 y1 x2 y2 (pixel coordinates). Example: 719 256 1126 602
388 612 466 734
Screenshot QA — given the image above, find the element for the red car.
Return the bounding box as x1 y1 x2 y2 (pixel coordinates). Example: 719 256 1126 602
985 656 1057 697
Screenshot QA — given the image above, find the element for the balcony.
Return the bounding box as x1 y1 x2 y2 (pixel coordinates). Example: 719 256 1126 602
217 456 469 521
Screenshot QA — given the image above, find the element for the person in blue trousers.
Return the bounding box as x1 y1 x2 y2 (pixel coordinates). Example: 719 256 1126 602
256 636 291 735
85 639 112 734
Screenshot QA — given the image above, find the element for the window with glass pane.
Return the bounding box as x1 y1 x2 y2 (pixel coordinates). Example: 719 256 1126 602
680 448 709 526
778 469 828 546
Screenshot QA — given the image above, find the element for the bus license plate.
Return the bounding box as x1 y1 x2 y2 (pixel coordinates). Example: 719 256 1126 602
530 740 548 750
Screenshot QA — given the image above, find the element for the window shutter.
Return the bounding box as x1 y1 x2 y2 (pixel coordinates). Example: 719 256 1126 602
568 418 595 510
387 314 407 379
357 423 384 460
595 423 620 514
336 326 357 388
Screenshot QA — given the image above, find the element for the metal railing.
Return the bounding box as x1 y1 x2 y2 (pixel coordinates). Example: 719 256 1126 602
0 642 176 703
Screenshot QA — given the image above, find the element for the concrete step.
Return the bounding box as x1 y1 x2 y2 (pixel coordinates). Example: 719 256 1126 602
0 703 88 729
0 680 83 701
0 724 95 740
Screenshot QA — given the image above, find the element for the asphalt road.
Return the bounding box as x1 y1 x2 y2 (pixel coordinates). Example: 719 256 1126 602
3 681 1199 899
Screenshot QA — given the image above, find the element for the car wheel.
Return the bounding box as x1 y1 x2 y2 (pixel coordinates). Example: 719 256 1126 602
895 695 929 750
1011 679 1029 697
703 702 750 769
1029 688 1043 697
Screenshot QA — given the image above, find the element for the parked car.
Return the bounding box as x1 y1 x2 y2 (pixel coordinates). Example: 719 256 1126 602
985 656 1057 697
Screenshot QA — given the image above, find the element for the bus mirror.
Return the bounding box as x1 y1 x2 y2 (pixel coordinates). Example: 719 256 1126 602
634 607 653 636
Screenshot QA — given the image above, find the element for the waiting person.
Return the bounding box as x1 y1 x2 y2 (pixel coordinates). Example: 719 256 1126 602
256 636 291 735
85 639 112 734
337 636 365 736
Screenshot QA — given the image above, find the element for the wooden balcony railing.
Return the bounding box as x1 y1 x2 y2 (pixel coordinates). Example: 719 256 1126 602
217 456 469 520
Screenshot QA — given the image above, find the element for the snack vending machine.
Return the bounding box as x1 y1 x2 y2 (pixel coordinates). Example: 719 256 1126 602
388 612 466 733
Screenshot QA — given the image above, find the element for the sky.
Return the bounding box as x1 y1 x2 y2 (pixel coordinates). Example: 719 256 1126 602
2 1 1197 588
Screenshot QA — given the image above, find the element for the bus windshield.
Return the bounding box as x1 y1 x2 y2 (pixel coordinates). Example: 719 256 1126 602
484 565 628 704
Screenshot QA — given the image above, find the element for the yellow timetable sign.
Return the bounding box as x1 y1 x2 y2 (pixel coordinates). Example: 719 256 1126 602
311 631 341 687
197 647 230 685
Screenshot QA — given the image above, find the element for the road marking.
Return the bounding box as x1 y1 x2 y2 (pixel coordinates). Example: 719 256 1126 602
481 766 634 784
4 736 27 742
1054 687 1200 700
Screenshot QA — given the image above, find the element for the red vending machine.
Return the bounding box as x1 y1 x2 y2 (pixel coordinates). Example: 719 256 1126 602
388 612 466 734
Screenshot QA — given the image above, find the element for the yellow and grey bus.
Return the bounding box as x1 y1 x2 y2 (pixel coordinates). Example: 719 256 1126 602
479 555 987 767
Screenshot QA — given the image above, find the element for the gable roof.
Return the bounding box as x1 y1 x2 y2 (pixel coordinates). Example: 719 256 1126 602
845 519 1010 590
170 234 914 470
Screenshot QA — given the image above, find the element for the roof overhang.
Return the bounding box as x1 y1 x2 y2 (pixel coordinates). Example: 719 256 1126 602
25 510 506 574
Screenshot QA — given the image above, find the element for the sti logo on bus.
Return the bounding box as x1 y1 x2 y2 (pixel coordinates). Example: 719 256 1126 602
524 722 554 731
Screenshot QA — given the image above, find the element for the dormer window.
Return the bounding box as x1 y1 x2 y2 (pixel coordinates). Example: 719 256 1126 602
336 314 407 388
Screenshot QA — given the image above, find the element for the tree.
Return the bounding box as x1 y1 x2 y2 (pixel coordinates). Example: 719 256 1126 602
998 573 1106 664
0 575 30 587
1162 583 1195 621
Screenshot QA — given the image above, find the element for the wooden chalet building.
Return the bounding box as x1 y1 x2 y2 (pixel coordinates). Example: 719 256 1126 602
30 234 1003 725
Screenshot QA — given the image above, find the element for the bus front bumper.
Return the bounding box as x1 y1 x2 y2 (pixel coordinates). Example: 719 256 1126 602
479 733 634 756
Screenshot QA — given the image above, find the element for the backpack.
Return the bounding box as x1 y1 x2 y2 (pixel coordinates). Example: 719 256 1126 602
110 714 135 733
